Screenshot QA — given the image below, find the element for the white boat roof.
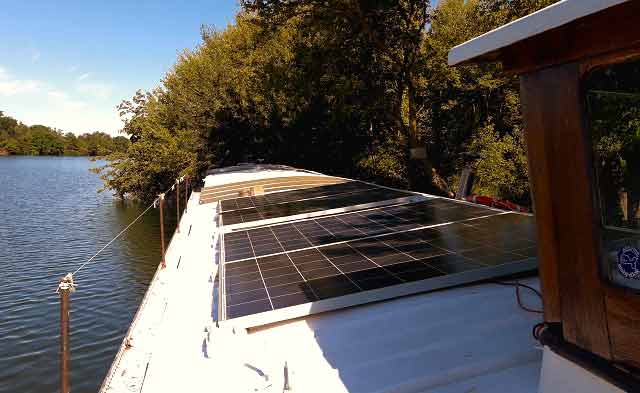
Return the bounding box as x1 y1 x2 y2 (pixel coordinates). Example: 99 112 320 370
203 167 323 188
100 166 543 393
203 277 543 393
448 0 630 66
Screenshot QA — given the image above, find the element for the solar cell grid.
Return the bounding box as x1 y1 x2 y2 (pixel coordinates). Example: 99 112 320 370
220 181 377 212
220 186 411 226
258 181 376 204
223 213 537 319
223 199 510 262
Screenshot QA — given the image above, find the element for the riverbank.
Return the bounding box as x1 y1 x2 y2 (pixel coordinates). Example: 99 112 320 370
0 153 102 157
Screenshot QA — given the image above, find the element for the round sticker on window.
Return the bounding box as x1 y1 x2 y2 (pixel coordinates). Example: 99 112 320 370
617 246 640 279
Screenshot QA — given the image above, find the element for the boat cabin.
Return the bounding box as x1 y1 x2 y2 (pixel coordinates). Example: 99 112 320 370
450 0 640 389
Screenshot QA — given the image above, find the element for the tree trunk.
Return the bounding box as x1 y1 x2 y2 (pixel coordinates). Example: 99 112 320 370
406 73 448 196
407 74 435 191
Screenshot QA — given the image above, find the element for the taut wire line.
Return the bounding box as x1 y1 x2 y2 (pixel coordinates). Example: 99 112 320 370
72 199 158 276
69 174 188 278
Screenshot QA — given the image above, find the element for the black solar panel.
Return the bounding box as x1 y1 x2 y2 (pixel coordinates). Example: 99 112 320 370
220 186 411 226
220 181 376 212
222 213 537 319
223 198 499 262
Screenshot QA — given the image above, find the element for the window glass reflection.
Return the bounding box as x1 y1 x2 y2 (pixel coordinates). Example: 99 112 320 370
586 59 640 288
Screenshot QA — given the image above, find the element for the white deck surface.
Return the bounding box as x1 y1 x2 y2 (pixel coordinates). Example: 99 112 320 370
448 0 629 66
99 193 219 393
219 277 544 393
100 170 544 393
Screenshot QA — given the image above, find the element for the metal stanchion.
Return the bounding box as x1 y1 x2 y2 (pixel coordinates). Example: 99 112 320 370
283 362 291 391
58 273 75 393
176 179 180 233
184 176 189 213
159 193 166 268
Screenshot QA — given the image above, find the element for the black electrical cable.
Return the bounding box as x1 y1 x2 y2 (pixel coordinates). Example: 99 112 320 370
492 280 544 314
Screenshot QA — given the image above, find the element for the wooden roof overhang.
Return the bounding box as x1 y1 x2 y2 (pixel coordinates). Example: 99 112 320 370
448 0 640 375
449 0 640 75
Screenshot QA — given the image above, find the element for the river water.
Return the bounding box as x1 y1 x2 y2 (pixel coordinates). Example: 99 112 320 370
0 156 177 393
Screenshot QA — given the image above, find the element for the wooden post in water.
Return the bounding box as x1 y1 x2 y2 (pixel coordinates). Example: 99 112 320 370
175 179 180 233
159 194 166 268
58 273 75 393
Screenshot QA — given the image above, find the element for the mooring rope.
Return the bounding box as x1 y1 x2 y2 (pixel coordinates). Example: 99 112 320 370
68 175 188 279
72 200 157 276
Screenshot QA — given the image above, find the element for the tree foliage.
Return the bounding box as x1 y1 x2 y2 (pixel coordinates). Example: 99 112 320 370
0 111 129 157
98 0 559 203
94 91 201 200
420 0 539 204
244 0 441 191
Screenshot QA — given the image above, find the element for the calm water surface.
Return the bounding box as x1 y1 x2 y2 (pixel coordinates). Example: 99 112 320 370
0 156 176 393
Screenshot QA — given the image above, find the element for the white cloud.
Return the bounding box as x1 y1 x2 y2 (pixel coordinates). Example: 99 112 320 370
77 80 114 100
0 68 42 95
73 72 114 100
47 90 87 110
0 66 122 135
47 90 66 99
68 65 78 73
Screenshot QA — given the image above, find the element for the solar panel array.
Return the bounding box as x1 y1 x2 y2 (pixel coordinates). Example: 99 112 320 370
223 199 496 262
220 182 411 226
211 173 539 323
223 212 537 319
220 181 373 212
200 175 347 205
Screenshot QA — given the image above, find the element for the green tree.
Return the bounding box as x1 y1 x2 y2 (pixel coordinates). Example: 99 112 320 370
468 123 530 203
95 91 200 200
419 0 555 204
29 125 64 155
0 112 129 157
96 0 559 205
242 0 440 192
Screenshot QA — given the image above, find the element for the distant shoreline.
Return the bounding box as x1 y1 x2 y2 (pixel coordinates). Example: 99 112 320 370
0 153 101 158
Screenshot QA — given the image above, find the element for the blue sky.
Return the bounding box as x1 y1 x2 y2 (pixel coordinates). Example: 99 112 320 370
0 0 239 135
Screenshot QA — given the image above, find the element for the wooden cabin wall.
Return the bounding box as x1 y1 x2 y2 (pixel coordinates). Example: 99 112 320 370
518 46 640 369
520 63 612 359
604 285 640 369
450 0 640 372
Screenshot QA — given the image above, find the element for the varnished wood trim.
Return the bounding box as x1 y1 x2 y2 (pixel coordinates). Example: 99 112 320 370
502 2 640 75
520 63 611 358
580 46 640 77
520 76 562 323
604 285 640 370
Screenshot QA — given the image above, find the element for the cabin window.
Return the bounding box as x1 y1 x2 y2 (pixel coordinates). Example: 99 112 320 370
585 58 640 289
